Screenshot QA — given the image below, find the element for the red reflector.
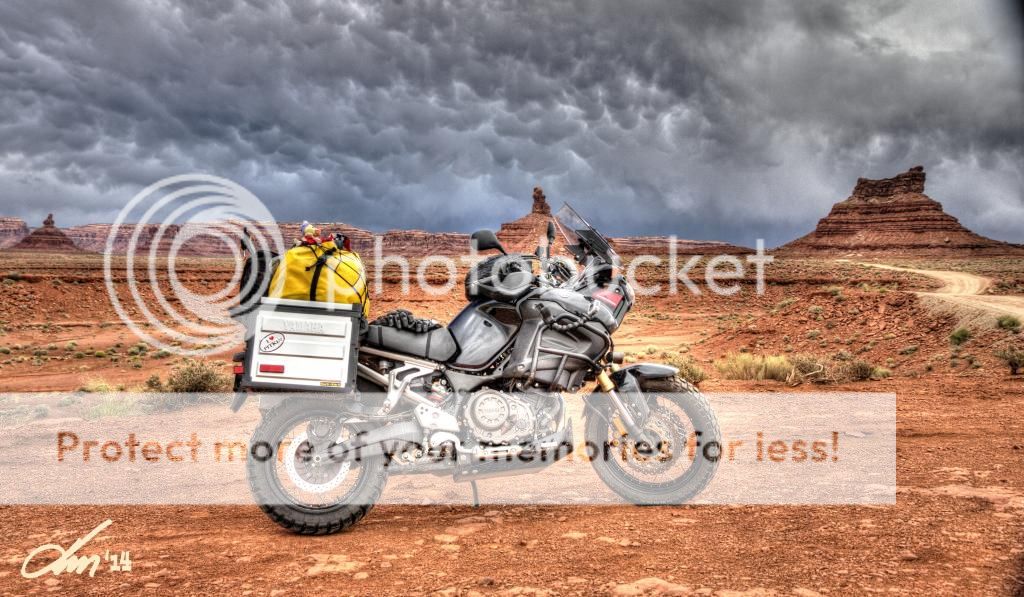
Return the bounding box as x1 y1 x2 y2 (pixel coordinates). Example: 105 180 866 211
259 364 285 374
233 364 244 375
593 289 623 308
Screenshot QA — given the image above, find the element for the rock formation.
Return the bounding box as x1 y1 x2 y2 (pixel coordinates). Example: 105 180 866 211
778 166 1024 256
496 186 563 255
10 214 83 252
0 217 28 249
531 187 551 215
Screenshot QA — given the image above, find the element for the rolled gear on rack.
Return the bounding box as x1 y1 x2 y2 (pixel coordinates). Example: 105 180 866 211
266 237 370 317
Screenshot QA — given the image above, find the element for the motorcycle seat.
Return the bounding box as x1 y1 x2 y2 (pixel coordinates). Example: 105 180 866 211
363 324 459 362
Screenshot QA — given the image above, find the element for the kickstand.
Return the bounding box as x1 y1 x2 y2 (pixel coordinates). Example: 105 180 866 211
470 480 480 508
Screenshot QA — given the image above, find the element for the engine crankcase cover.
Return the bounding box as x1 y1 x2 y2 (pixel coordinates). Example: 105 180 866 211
465 389 535 444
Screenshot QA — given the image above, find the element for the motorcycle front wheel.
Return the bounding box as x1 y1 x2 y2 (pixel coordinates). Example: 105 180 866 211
585 375 719 505
247 399 388 535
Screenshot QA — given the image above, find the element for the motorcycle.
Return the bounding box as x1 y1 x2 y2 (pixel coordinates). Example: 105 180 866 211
236 203 719 534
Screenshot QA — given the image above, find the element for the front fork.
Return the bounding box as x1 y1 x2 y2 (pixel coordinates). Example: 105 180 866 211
595 369 652 443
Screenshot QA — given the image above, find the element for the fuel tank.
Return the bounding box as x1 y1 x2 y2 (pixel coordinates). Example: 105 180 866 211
447 300 521 369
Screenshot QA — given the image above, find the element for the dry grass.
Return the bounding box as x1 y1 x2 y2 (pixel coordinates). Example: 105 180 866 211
665 354 707 385
714 354 793 382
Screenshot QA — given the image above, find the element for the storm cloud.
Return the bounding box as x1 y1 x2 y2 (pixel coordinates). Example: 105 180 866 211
0 0 1021 246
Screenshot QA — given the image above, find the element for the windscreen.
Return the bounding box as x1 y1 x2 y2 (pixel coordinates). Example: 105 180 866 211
553 203 620 265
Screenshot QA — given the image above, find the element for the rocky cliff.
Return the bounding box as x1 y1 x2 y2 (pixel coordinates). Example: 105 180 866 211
608 236 753 256
0 217 28 249
778 166 1024 256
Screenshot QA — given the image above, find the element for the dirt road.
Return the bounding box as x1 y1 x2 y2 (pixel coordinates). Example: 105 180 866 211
855 262 1024 318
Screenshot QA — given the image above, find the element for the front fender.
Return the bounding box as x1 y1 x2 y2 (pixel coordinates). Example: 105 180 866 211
609 363 678 386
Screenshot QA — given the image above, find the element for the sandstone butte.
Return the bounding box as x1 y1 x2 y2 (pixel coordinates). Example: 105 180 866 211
7 214 81 252
778 166 1024 257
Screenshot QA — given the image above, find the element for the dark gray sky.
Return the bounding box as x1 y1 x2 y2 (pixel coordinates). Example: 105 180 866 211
0 0 1022 246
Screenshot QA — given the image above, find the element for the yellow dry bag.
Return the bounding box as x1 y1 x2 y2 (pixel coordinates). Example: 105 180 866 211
267 240 370 316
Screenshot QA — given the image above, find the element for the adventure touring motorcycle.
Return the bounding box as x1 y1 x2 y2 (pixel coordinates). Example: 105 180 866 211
230 202 719 534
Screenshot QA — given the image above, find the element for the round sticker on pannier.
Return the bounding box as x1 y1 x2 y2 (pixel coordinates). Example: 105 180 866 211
260 333 285 353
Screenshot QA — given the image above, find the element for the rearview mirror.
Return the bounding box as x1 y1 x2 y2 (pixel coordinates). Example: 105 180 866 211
471 230 507 255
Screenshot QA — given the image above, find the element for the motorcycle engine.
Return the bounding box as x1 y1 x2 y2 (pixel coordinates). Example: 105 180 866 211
464 389 540 445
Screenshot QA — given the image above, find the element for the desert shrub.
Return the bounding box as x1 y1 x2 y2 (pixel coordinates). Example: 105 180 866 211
152 349 171 359
85 396 137 419
949 327 972 346
93 351 106 358
806 329 821 340
840 360 876 382
666 355 707 385
788 354 880 384
144 374 164 391
56 396 79 407
898 345 918 356
872 367 892 379
166 359 228 393
833 350 853 361
72 351 85 359
65 341 77 351
996 315 1021 333
2 279 16 286
774 297 798 311
715 354 793 382
0 347 9 355
789 354 830 383
995 347 1024 375
79 378 117 393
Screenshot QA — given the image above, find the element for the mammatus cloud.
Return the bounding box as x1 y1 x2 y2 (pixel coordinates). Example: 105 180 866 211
0 0 1021 246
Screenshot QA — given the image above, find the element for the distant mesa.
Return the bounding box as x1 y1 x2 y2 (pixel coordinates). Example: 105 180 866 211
0 217 29 249
777 166 1024 256
3 187 745 257
10 214 83 252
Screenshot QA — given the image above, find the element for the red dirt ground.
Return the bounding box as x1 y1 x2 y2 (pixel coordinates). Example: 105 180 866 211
1 253 1023 595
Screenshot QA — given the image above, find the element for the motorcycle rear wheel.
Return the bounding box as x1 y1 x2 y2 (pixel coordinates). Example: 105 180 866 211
247 399 388 535
585 375 719 505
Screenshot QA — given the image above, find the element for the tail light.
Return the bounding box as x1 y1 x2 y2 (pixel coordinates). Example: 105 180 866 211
259 364 285 374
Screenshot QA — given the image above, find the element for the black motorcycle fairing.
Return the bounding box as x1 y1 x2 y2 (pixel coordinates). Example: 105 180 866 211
447 300 520 369
508 296 611 391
